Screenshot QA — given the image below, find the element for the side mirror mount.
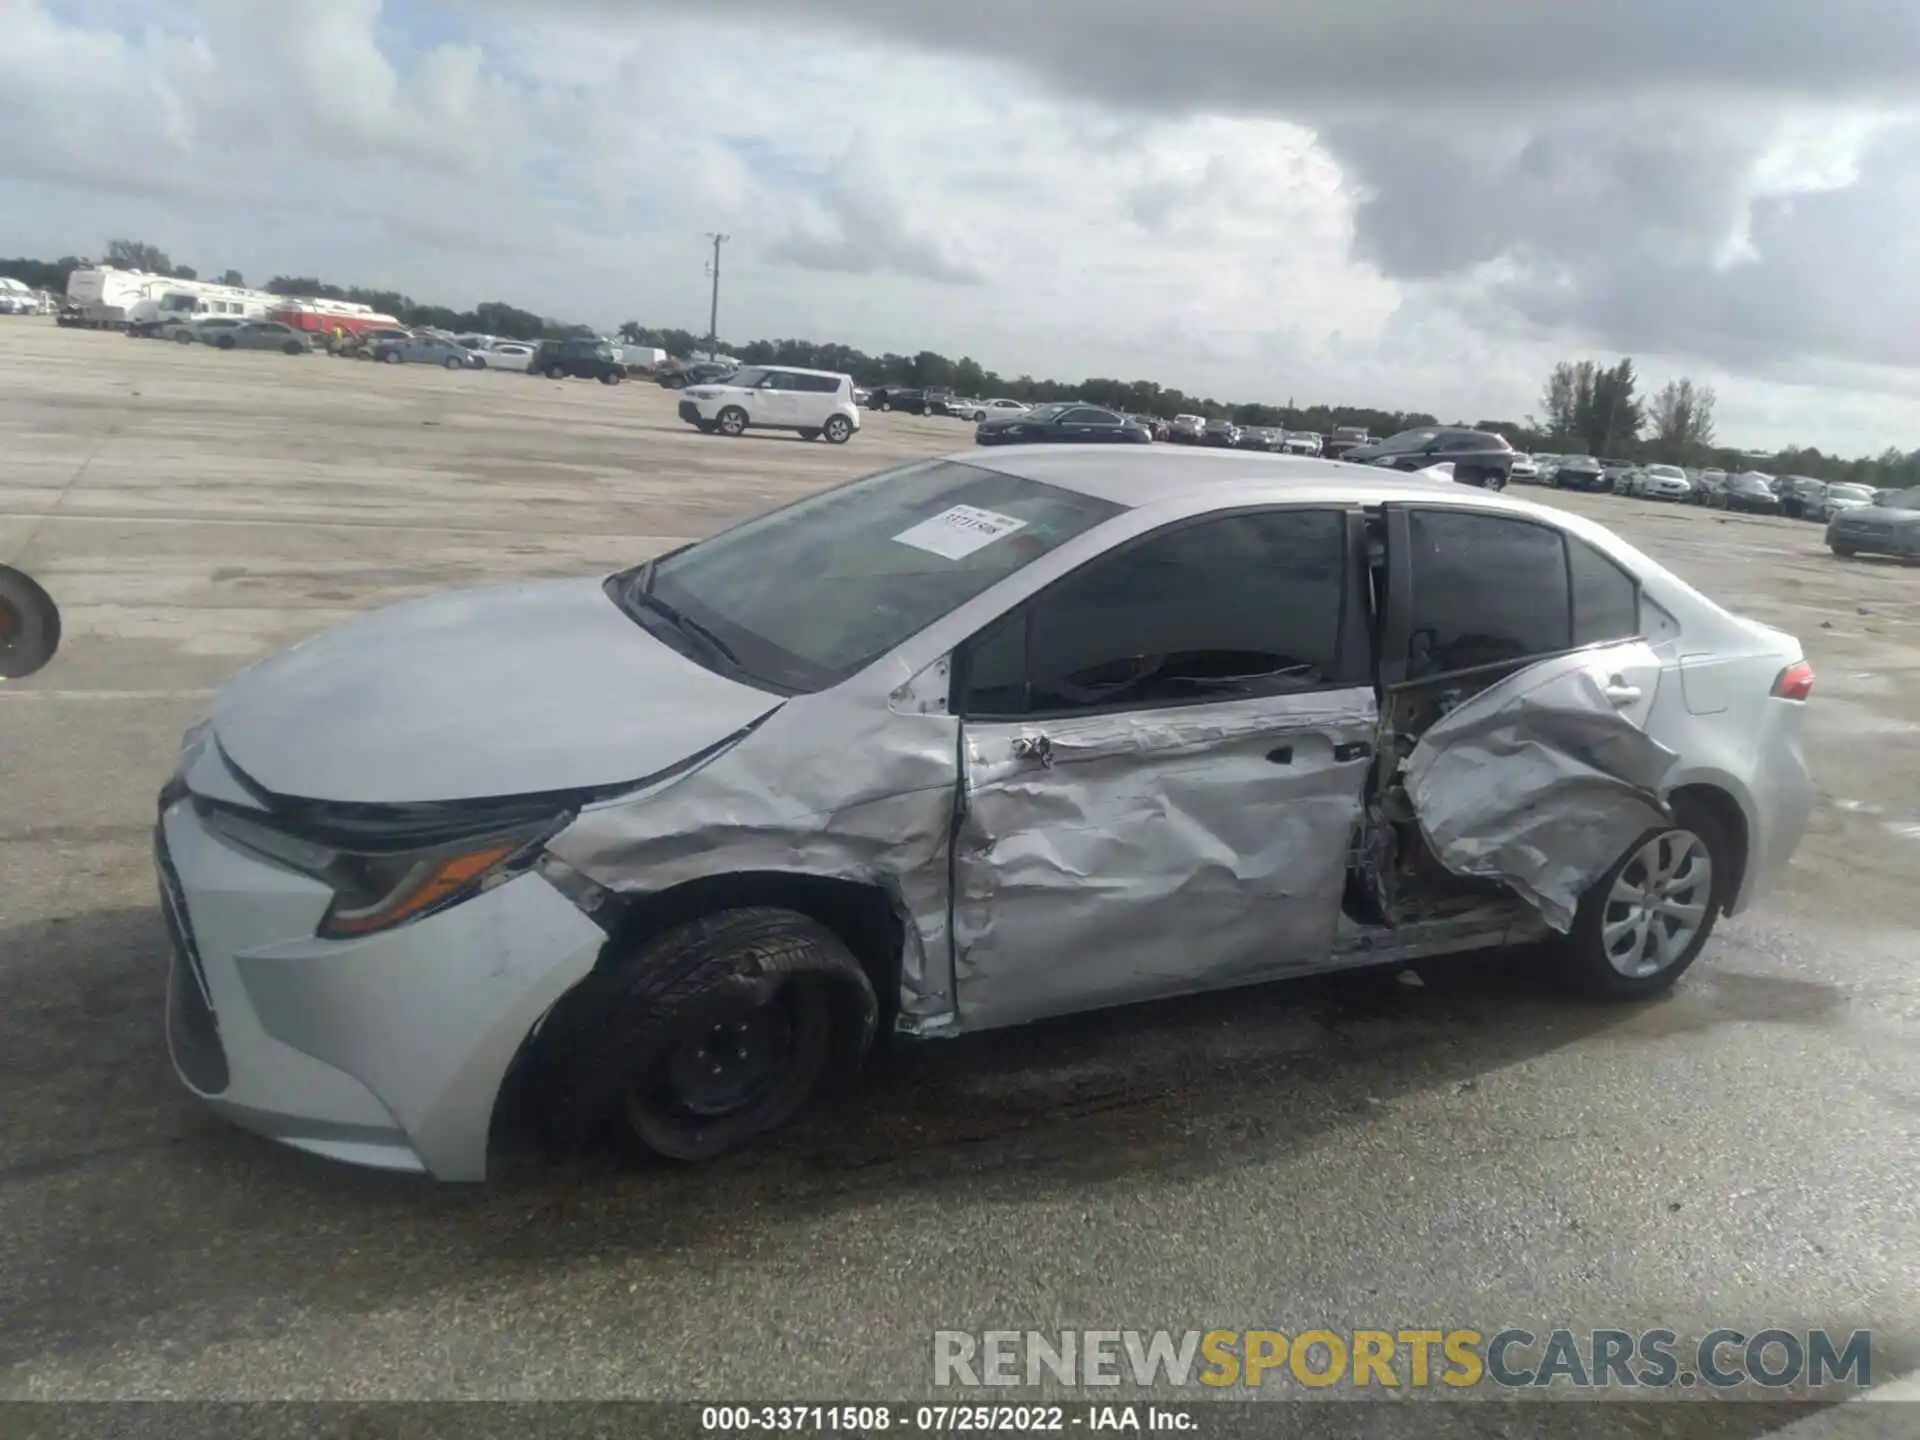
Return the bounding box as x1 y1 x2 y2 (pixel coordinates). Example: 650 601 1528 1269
0 565 62 680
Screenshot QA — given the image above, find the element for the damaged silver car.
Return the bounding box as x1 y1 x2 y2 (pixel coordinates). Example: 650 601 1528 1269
155 451 1816 1179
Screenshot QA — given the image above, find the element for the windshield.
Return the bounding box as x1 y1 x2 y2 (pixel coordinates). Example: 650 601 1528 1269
1886 488 1920 511
634 460 1125 691
1648 466 1685 478
1830 484 1874 500
1734 476 1772 492
1562 456 1597 466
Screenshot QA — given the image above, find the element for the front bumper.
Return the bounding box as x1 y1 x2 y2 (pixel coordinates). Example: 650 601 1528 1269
1830 522 1920 556
156 799 607 1180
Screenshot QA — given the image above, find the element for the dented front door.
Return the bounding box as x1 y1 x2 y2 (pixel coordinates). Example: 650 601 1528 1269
949 688 1378 1031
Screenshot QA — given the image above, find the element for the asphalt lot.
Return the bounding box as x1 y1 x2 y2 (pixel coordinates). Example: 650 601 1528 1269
0 320 1915 1423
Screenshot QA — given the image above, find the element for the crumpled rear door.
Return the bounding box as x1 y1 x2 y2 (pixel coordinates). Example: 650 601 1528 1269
1402 643 1678 931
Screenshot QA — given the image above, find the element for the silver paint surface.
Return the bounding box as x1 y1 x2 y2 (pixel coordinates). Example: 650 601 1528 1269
1405 660 1682 931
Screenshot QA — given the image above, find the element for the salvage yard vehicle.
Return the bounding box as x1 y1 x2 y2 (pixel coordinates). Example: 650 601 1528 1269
1341 427 1514 490
1718 472 1783 514
975 403 1152 446
1633 464 1693 502
530 337 625 383
1548 455 1608 492
153 450 1815 1181
1170 414 1207 444
676 365 860 443
477 342 536 373
207 321 313 355
1828 485 1920 559
965 399 1030 422
1806 482 1877 524
374 334 481 369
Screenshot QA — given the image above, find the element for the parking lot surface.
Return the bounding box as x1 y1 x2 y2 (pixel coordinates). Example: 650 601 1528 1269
1 322 1915 1415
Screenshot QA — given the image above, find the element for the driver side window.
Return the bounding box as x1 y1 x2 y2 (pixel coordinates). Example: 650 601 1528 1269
959 508 1351 719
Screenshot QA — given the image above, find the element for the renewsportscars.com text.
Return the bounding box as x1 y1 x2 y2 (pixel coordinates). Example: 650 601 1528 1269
933 1328 1874 1391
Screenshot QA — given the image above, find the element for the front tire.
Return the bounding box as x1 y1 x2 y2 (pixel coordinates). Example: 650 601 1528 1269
547 365 567 380
1559 797 1729 999
215 335 236 351
600 370 622 385
174 330 195 344
535 908 878 1163
822 415 853 444
382 350 402 364
445 355 463 370
1830 543 1855 558
716 406 749 437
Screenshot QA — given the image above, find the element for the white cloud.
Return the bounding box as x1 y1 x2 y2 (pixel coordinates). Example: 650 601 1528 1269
0 0 1917 455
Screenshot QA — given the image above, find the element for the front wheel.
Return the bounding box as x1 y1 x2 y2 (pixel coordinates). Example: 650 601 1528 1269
663 376 686 389
174 331 195 345
878 399 892 412
822 415 853 445
716 406 749 437
1830 543 1855 558
547 365 567 380
382 350 402 364
215 335 236 351
1558 798 1728 999
534 907 878 1163
445 355 463 370
600 370 622 385
286 342 306 356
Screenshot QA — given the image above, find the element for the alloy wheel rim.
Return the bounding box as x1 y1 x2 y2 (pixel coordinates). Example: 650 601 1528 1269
1602 829 1713 978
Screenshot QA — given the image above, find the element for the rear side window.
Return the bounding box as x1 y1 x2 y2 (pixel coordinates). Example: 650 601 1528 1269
1404 512 1570 678
962 508 1351 718
1568 538 1640 645
792 374 843 393
1402 513 1642 678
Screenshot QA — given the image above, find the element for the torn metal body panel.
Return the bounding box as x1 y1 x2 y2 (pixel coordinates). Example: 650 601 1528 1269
1403 657 1681 932
952 688 1378 1031
545 686 965 1026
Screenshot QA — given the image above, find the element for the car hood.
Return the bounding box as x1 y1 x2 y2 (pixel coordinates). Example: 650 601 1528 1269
211 577 785 804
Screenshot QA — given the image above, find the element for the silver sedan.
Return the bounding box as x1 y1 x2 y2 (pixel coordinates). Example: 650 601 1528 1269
155 450 1815 1179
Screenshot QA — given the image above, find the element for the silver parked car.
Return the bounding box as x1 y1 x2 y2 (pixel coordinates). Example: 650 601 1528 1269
155 451 1815 1180
373 333 482 369
205 321 312 355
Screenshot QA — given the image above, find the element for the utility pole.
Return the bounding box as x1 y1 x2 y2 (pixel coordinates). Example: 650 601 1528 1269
704 232 729 359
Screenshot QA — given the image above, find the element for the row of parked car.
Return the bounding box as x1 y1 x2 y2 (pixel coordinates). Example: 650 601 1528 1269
1518 455 1889 521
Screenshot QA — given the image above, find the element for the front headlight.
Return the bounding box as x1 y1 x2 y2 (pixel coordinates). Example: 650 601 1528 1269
200 806 565 938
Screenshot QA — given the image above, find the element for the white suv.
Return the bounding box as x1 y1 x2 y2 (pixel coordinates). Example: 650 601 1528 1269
678 366 860 444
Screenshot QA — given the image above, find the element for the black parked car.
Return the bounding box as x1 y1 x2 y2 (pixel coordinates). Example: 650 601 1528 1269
530 338 625 384
659 361 734 390
1549 454 1608 492
974 403 1153 447
1323 426 1371 459
1340 427 1514 489
1202 420 1241 448
1828 486 1920 559
1718 473 1783 514
1776 475 1830 520
922 390 962 417
866 386 928 413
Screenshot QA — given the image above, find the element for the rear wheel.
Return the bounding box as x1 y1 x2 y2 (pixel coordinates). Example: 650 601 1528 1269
600 370 622 385
1559 797 1728 999
215 335 236 351
445 355 463 370
535 908 878 1163
0 564 61 680
174 330 195 345
382 350 402 364
717 406 750 437
285 341 305 356
547 365 567 380
822 415 853 445
1830 543 1855 558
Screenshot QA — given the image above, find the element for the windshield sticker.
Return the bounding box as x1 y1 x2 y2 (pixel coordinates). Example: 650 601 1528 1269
892 505 1029 560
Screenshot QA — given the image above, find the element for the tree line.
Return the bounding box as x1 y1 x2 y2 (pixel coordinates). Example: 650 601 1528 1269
3 241 1914 489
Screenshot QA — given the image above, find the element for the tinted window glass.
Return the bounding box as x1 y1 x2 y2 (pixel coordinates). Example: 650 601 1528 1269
1440 433 1490 452
1405 511 1569 678
794 374 842 393
964 509 1348 718
1569 539 1639 644
1062 408 1119 425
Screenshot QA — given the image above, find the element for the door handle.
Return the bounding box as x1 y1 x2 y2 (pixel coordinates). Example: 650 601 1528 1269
1333 742 1373 762
1603 681 1643 706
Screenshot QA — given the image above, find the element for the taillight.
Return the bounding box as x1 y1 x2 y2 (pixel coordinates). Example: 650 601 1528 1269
1771 660 1815 701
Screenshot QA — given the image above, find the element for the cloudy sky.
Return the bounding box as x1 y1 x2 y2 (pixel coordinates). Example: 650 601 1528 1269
4 0 1919 453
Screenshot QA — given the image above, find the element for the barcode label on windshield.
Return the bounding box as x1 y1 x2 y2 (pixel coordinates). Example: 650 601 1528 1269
892 505 1029 560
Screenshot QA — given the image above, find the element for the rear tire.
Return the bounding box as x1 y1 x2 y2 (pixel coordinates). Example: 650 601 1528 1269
1558 796 1730 1000
600 371 622 385
0 564 62 680
174 331 195 344
445 355 463 370
717 406 749 437
382 350 401 364
547 365 567 380
822 415 853 445
535 907 878 1163
215 335 236 351
286 342 305 356
1830 544 1855 558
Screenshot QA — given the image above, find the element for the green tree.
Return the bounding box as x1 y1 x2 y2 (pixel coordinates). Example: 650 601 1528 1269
1647 378 1717 461
105 238 175 274
216 269 245 287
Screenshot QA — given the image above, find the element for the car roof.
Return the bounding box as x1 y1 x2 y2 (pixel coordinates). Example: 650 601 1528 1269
962 445 1536 510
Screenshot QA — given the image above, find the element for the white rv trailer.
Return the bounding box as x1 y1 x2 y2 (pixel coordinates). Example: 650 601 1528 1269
65 268 279 330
